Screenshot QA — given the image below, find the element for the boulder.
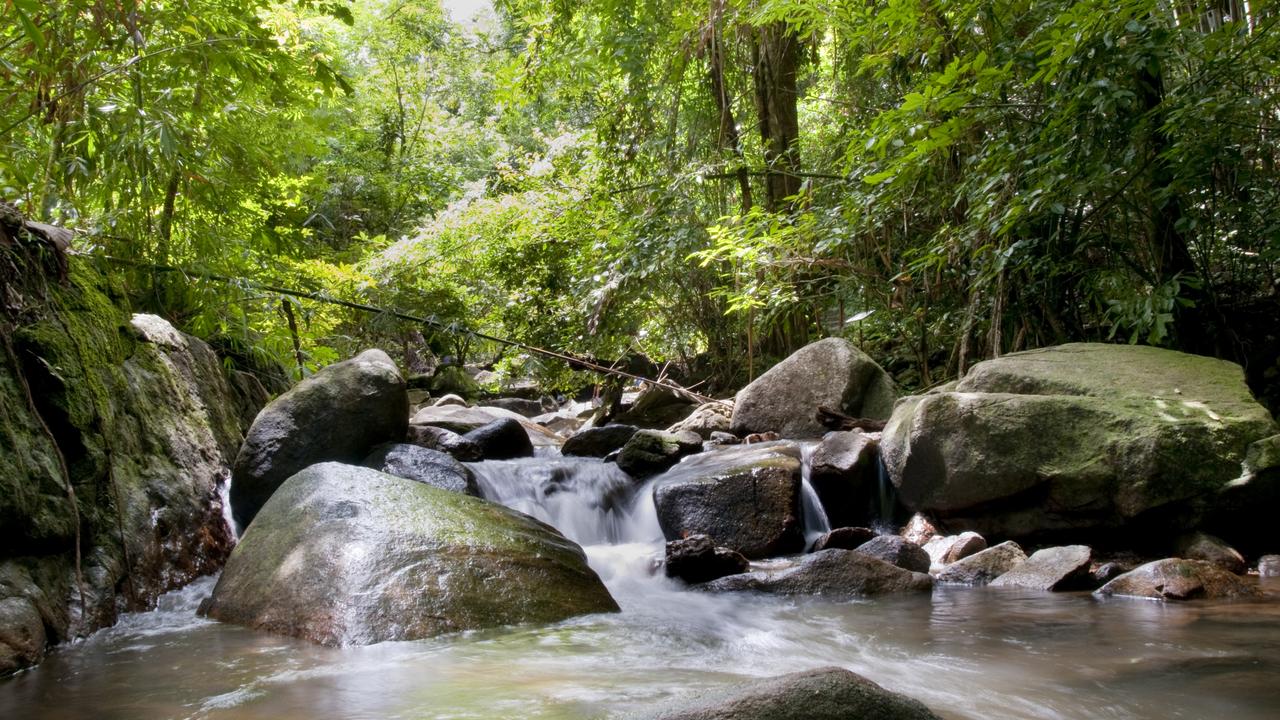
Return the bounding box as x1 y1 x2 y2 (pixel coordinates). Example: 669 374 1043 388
901 513 939 546
203 463 618 645
666 401 734 439
1259 555 1280 578
808 430 882 528
1175 532 1246 575
664 535 749 585
362 443 479 496
1092 561 1131 586
935 541 1027 585
231 349 407 528
990 545 1093 591
641 667 941 720
811 527 877 552
486 397 547 418
432 393 468 407
411 405 562 448
562 424 639 458
613 384 700 429
702 549 932 597
463 417 534 460
922 532 987 568
1094 558 1262 601
653 444 804 558
616 429 704 478
882 344 1280 544
405 424 483 462
854 535 930 573
730 338 896 438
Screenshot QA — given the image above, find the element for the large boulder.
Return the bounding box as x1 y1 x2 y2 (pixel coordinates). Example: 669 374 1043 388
653 444 804 558
203 463 618 645
664 535 749 585
731 338 896 438
616 429 703 478
702 549 933 597
562 424 638 458
641 667 941 720
935 541 1027 585
463 417 534 460
854 535 930 573
808 430 883 528
1094 558 1261 601
231 349 407 528
990 545 1092 591
881 344 1280 544
362 443 479 496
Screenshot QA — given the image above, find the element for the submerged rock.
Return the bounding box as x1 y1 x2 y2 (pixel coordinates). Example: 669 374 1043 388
204 463 618 645
1094 558 1261 601
1175 532 1246 575
702 549 932 597
935 541 1027 585
562 424 638 458
405 424 483 462
854 535 931 574
881 344 1279 544
641 666 941 720
731 338 896 439
811 527 878 552
664 535 749 585
652 444 804 559
990 545 1092 591
808 430 882 528
362 443 479 496
463 417 534 460
231 349 407 528
616 429 703 478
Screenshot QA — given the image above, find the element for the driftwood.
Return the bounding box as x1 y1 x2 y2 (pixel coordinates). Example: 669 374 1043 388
816 405 886 432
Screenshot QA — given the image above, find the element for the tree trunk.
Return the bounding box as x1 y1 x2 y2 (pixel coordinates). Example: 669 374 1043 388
706 19 752 214
751 22 802 211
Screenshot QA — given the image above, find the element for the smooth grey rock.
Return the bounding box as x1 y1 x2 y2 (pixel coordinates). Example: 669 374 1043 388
405 424 483 461
935 541 1027 585
362 443 479 495
562 424 638 458
486 397 547 418
854 535 930 573
991 545 1093 590
922 532 987 568
664 535 749 585
463 417 534 460
617 429 703 478
1175 532 1246 575
1094 558 1261 601
809 430 882 528
702 549 932 597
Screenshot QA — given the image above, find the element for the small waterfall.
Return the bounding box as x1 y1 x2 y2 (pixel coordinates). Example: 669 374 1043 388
872 457 897 535
798 442 832 547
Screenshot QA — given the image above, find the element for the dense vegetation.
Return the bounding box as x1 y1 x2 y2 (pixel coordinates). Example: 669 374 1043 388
3 0 1278 403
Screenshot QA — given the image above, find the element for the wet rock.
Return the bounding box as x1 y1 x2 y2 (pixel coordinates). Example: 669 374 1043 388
411 405 562 448
731 338 896 439
0 597 45 676
991 545 1093 591
1175 532 1246 575
664 535 749 585
486 397 547 418
642 666 941 720
666 401 734 439
204 463 618 645
463 417 534 460
854 535 930 573
405 424 483 462
922 532 987 568
708 431 740 445
653 444 804 559
613 384 700 429
562 424 638 458
935 541 1027 585
1259 555 1280 578
901 513 939 546
363 443 479 496
616 429 703 478
432 393 468 407
702 549 932 597
1094 558 1262 601
808 430 882 528
882 344 1279 544
811 527 878 552
232 349 407 528
1092 561 1131 586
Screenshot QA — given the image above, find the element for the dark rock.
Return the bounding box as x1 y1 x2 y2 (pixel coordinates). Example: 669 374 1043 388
922 532 987 568
991 545 1093 590
811 527 878 552
204 463 618 645
363 443 479 496
666 401 734 439
702 549 932 597
616 429 703 478
809 430 882 528
411 405 563 449
1259 555 1280 577
231 349 407 528
614 384 700 429
935 541 1027 585
1094 558 1262 601
463 417 534 460
405 424 483 462
486 397 547 418
642 666 941 720
731 338 896 438
562 424 639 458
0 596 45 676
653 444 804 559
1175 532 1246 575
854 535 930 573
664 535 749 584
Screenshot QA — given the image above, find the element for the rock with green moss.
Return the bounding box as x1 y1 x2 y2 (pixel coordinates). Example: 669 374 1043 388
231 349 408 529
203 462 618 645
616 429 703 478
652 443 804 558
731 338 897 438
881 343 1279 543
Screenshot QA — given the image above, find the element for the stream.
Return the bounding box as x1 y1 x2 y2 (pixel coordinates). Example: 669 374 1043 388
3 453 1279 719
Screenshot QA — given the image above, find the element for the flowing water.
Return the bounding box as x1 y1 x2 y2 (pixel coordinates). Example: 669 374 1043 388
4 451 1280 720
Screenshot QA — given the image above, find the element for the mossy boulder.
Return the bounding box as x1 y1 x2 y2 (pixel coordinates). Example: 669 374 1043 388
616 429 704 478
731 338 896 438
231 349 408 529
881 344 1279 544
203 463 618 645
